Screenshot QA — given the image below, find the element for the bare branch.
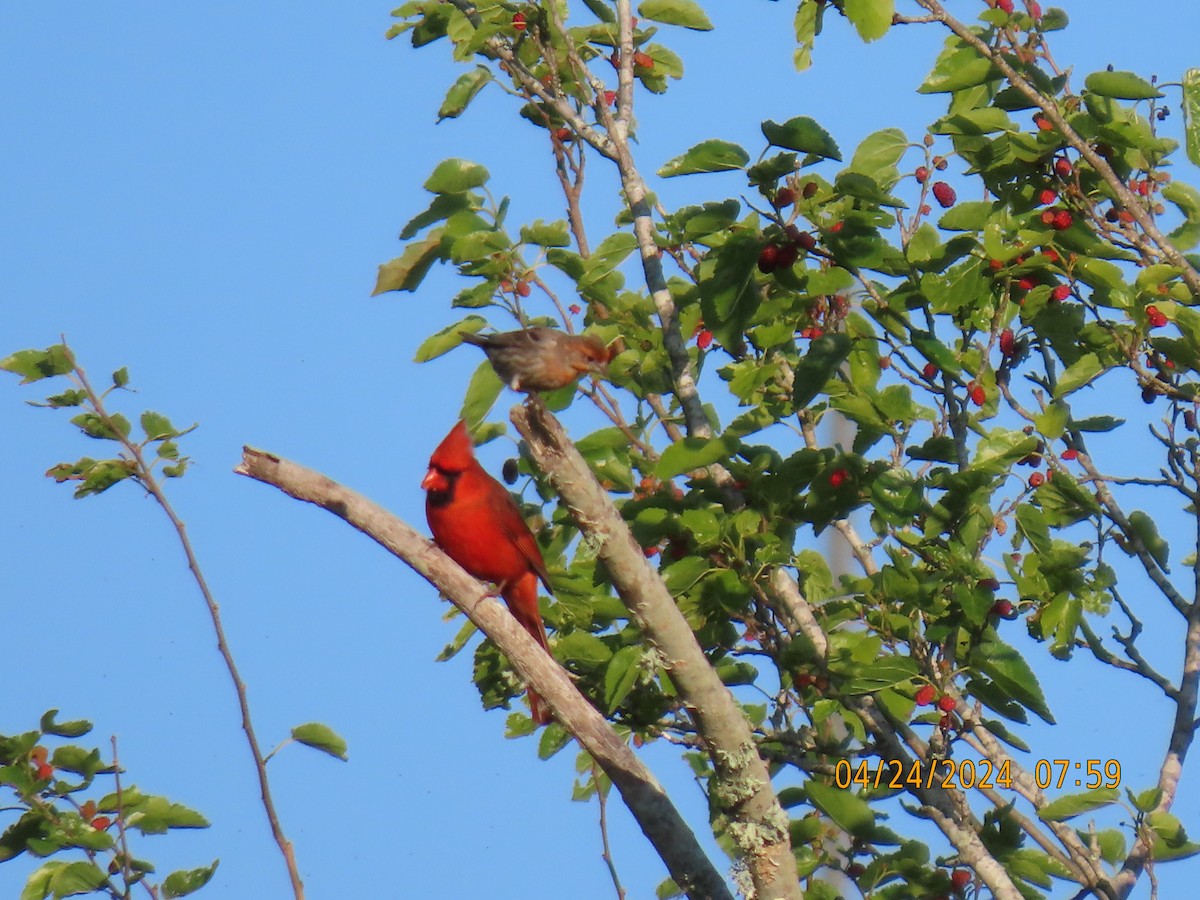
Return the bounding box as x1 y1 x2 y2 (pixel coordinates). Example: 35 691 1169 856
232 446 734 900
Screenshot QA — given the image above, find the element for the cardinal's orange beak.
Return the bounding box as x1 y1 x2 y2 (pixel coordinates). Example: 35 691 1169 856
421 467 448 492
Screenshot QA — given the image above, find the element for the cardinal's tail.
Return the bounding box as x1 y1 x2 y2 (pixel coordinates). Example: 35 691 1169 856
502 571 552 725
527 689 550 726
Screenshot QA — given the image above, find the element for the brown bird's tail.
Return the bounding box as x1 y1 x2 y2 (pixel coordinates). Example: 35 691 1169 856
501 571 552 725
458 331 489 348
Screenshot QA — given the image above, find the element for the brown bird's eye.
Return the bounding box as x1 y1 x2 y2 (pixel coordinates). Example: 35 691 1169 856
502 457 520 485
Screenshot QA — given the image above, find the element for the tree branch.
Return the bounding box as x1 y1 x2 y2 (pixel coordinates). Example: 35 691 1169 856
232 446 734 900
509 401 800 900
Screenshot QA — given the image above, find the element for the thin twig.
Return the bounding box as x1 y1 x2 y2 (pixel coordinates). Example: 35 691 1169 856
70 359 305 899
594 765 627 900
109 736 134 900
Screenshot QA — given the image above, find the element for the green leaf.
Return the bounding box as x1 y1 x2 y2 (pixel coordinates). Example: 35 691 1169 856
982 717 1030 752
847 128 908 182
1072 256 1126 292
582 0 616 21
1147 810 1190 845
604 645 643 713
1127 510 1170 570
1034 401 1069 440
51 744 102 778
538 725 572 762
970 641 1054 724
938 201 991 231
1053 352 1104 398
437 66 492 121
520 219 571 248
39 710 91 738
792 0 818 71
111 367 129 388
436 617 477 662
1088 829 1127 864
413 315 488 362
1147 812 1200 859
919 46 996 94
806 780 875 838
1040 7 1069 30
161 460 188 479
761 116 841 161
793 333 852 409
554 631 613 666
291 722 349 761
906 223 940 265
70 411 132 442
1084 70 1163 101
834 172 906 208
162 861 219 899
911 331 959 376
1184 69 1200 167
400 193 475 240
842 655 918 694
1039 788 1120 822
373 231 445 295
36 861 107 899
656 435 738 479
1073 415 1124 433
1130 787 1163 813
843 0 893 42
746 153 797 190
423 158 490 194
459 359 504 428
869 468 923 526
580 232 638 289
697 232 760 345
637 0 713 31
0 345 75 384
125 796 209 835
657 139 749 176
140 411 177 441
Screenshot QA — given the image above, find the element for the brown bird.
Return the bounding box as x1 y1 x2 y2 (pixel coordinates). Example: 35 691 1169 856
459 327 609 393
422 420 554 724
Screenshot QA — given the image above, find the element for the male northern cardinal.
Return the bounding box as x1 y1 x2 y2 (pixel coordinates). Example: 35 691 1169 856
459 327 609 393
422 419 554 724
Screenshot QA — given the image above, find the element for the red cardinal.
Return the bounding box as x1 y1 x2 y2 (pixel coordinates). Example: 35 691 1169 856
459 327 609 393
422 420 553 724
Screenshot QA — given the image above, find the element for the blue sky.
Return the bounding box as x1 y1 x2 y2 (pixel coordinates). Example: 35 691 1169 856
3 2 1198 897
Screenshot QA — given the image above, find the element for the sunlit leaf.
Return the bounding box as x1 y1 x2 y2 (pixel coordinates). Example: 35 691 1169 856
843 0 892 42
658 140 749 177
292 723 349 761
637 0 713 31
1084 70 1162 100
162 861 220 899
761 116 841 161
